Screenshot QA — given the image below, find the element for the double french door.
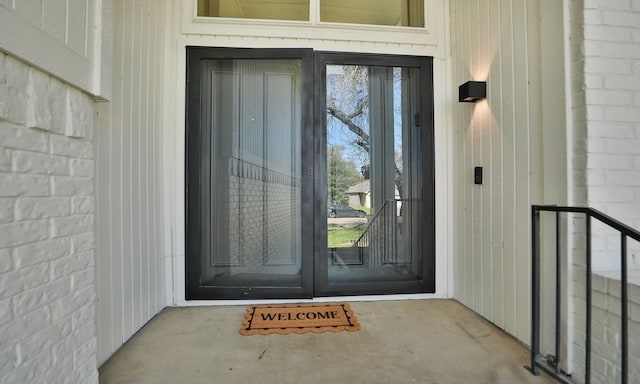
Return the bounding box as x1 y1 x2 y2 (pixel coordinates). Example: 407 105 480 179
186 47 434 299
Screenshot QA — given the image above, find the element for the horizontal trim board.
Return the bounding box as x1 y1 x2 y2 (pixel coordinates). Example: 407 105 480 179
183 23 437 47
0 5 98 95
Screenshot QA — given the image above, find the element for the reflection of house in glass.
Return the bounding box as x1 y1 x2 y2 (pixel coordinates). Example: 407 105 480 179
346 180 371 208
347 179 401 214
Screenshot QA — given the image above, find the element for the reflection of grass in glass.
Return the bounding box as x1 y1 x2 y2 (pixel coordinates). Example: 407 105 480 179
327 223 367 248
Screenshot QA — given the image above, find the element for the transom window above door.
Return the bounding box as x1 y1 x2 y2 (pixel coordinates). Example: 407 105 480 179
196 0 425 27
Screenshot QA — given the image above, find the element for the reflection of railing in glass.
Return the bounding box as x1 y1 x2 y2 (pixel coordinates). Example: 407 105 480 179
353 199 405 267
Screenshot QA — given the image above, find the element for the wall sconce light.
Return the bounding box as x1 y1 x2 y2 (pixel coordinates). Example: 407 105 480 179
459 81 486 103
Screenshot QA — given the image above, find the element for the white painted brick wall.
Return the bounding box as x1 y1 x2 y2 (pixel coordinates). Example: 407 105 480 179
571 1 640 382
573 272 640 384
0 52 98 384
583 1 640 269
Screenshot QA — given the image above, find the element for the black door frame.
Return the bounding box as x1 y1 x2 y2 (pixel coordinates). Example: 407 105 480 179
313 52 436 296
185 47 315 299
185 47 435 300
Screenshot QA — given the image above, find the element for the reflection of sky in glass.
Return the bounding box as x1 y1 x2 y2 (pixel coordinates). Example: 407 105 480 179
326 65 405 171
393 67 403 173
326 65 369 170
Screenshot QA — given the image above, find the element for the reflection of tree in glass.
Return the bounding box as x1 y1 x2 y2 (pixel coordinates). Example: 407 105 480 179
327 65 404 200
328 145 363 205
327 65 369 161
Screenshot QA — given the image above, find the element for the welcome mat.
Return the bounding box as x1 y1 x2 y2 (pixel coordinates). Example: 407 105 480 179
240 303 360 335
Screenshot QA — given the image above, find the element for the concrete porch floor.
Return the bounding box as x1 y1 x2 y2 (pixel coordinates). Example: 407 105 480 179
99 299 555 384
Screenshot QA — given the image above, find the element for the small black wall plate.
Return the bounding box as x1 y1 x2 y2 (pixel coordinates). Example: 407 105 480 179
474 166 483 185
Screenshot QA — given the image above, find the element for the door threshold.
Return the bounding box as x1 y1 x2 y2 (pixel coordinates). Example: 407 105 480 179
176 293 447 307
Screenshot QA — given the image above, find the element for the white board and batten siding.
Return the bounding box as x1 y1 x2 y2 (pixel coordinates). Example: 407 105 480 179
0 0 109 97
450 0 567 346
95 0 168 364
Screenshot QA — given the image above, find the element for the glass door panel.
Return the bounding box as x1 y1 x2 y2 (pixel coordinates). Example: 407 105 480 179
315 53 434 296
186 48 313 299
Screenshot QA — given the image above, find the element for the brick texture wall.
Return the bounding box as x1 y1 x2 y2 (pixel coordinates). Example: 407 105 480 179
219 158 301 275
569 1 640 382
573 272 640 384
583 0 640 269
0 53 98 384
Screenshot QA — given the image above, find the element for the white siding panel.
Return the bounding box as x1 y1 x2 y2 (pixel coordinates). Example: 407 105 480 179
43 0 67 42
450 0 463 304
95 0 167 365
451 0 547 346
121 0 135 341
151 0 165 314
109 0 126 356
13 1 42 28
464 3 472 308
478 0 493 321
130 0 143 337
488 0 505 330
512 0 532 345
470 0 483 316
67 0 88 55
499 0 518 338
140 0 152 325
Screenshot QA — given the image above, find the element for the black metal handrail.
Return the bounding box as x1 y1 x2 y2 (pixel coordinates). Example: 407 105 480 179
351 199 406 267
531 205 640 384
353 199 397 247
